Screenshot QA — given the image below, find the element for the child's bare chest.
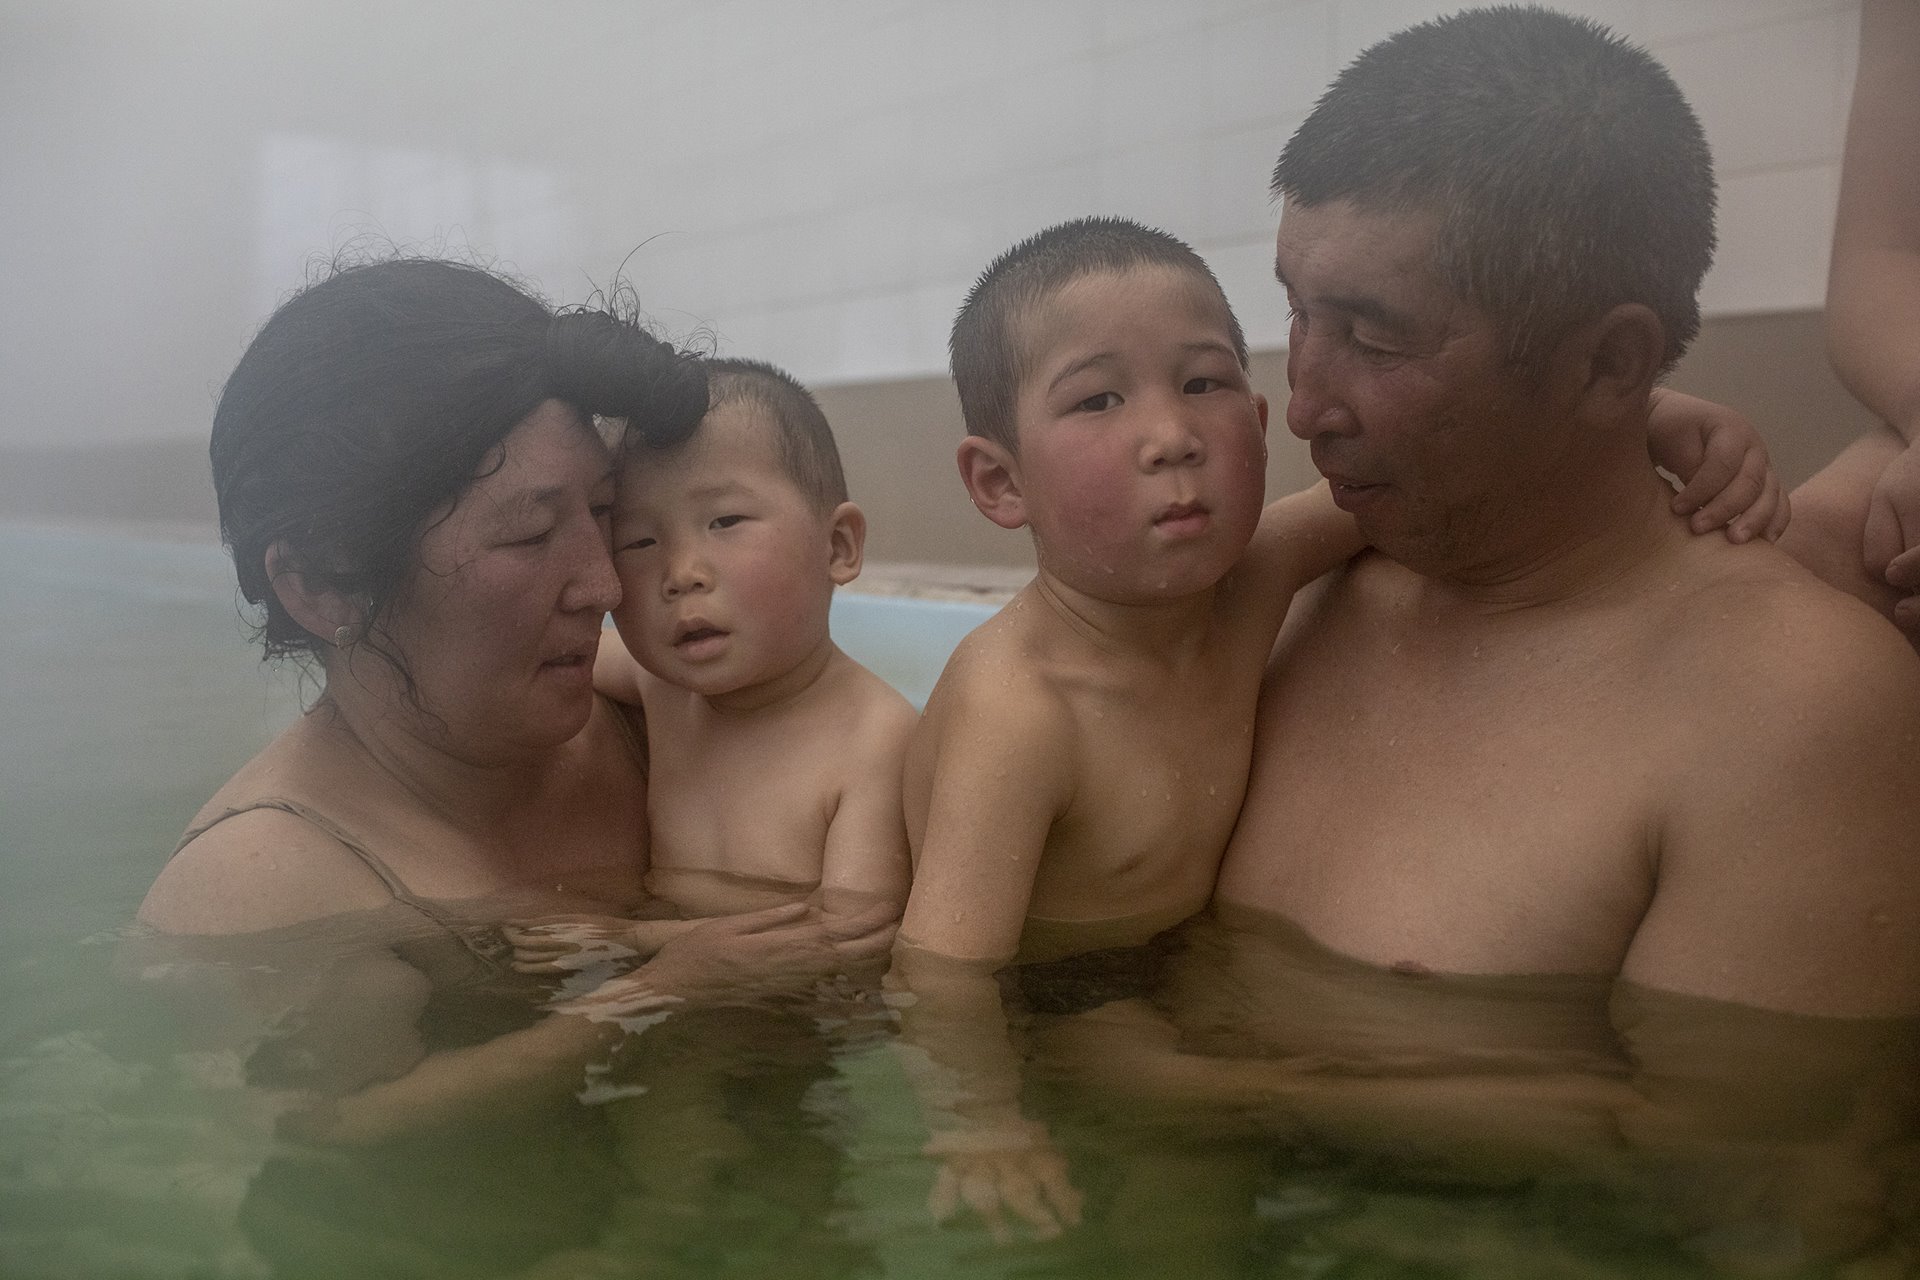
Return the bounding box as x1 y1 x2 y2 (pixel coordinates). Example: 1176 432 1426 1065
644 717 839 887
1032 671 1260 918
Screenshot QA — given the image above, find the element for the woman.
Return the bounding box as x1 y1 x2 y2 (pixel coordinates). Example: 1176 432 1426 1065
138 256 894 1145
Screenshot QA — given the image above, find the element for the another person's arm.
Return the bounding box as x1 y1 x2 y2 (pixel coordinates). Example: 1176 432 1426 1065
1829 0 1920 610
592 626 648 704
1239 481 1366 595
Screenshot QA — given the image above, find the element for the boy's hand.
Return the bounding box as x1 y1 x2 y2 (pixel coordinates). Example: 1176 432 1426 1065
1648 388 1789 543
1863 438 1920 634
504 914 639 974
924 1122 1084 1242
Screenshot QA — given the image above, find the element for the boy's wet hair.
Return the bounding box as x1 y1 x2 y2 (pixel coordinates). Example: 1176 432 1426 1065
634 358 848 513
1273 4 1715 375
950 216 1248 451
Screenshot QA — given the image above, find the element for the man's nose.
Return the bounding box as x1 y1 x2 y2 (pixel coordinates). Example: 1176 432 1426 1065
1284 335 1354 441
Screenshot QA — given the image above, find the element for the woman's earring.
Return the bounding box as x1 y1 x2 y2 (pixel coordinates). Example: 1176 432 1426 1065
333 624 357 648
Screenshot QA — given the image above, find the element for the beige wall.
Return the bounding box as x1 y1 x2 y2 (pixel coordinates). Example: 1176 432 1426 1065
824 308 1881 573
0 309 1881 571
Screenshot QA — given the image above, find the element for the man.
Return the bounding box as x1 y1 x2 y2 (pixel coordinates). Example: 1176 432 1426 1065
1218 6 1920 1017
1031 11 1920 1268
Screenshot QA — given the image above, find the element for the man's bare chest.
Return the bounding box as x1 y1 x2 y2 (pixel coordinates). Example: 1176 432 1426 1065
1225 646 1668 975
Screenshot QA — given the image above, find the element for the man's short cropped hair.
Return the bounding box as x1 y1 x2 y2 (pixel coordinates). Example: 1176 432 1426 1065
698 358 849 513
1273 4 1716 375
950 216 1248 451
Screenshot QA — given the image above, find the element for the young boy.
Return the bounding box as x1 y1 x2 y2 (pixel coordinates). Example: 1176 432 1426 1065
510 358 916 972
891 216 1786 1242
507 361 913 1277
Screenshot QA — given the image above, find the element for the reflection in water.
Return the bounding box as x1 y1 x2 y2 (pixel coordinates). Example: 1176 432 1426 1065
9 528 1916 1276
76 897 1920 1279
125 913 890 1280
0 891 1897 1279
1031 905 1920 1276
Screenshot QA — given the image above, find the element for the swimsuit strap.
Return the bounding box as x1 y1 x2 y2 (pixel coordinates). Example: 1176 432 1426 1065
174 798 474 939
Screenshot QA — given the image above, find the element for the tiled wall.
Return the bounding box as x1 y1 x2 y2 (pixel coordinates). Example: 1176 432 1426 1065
610 0 1859 386
0 0 1871 570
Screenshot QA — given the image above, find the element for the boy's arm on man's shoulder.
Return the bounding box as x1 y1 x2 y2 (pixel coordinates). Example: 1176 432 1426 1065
1243 482 1367 597
1227 482 1366 642
898 664 1076 965
591 627 647 705
818 692 919 915
1623 599 1920 1017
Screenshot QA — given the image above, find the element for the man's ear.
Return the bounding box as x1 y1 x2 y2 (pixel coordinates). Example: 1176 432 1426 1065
957 436 1028 531
1568 303 1664 420
826 501 867 587
265 541 364 646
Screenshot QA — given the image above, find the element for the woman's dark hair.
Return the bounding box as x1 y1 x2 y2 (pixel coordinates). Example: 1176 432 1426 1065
210 256 707 679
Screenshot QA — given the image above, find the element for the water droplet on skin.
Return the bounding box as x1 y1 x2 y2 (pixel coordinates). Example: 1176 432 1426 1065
1138 787 1149 798
1208 785 1217 796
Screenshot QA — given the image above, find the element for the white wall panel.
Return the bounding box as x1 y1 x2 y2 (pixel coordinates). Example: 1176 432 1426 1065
1659 13 1850 174
0 0 1868 446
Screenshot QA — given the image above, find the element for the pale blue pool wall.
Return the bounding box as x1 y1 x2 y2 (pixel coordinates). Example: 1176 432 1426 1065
832 592 996 709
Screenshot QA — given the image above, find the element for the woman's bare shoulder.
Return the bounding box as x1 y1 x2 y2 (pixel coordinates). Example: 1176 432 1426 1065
142 800 395 936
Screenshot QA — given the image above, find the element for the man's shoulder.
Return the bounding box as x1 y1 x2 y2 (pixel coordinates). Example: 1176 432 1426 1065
1658 541 1920 701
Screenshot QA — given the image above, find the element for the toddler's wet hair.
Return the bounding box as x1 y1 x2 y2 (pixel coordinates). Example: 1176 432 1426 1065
628 358 849 514
950 216 1246 451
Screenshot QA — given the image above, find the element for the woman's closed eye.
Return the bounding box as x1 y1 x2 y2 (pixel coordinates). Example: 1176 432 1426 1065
502 527 555 548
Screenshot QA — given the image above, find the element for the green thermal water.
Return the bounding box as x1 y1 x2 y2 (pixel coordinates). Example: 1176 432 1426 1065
0 523 1895 1279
